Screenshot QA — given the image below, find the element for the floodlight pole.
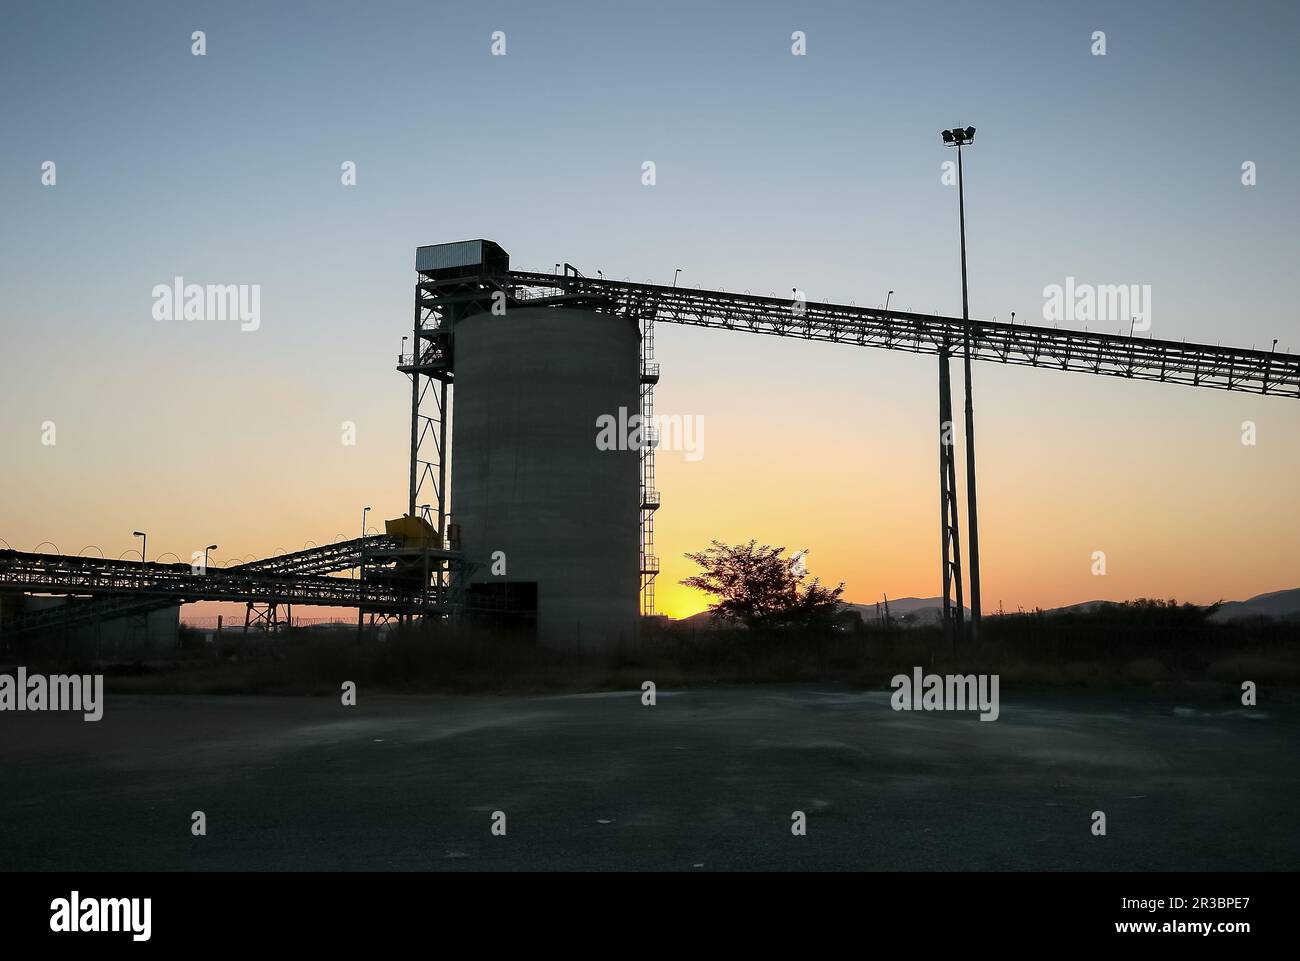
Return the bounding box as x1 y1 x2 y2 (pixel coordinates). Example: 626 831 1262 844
955 137 982 639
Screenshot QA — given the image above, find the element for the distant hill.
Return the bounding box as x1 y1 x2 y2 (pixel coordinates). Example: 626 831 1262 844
1208 588 1300 623
674 589 1300 628
676 609 729 630
846 598 964 627
1033 592 1300 623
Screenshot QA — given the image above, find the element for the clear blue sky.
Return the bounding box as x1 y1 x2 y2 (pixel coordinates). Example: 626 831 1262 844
2 0 1298 612
4 0 1298 339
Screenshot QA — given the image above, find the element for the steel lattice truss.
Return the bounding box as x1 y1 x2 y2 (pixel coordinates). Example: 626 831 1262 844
506 271 1300 398
0 540 455 635
228 535 405 576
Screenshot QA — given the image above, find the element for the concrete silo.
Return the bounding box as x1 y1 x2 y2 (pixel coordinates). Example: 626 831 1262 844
451 305 641 650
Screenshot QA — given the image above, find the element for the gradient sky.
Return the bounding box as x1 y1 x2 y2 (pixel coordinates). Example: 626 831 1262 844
2 0 1298 620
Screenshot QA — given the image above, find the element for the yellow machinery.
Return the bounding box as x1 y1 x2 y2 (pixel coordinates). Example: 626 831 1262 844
384 515 439 549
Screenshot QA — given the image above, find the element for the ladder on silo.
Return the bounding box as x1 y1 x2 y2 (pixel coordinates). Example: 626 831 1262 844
638 300 661 616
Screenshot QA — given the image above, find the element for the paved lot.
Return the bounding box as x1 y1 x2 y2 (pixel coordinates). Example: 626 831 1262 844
1 686 1296 870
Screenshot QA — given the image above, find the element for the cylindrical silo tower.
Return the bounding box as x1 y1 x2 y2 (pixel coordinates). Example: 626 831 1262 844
451 305 641 650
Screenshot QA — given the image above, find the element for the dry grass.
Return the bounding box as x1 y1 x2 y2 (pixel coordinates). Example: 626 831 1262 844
7 602 1299 698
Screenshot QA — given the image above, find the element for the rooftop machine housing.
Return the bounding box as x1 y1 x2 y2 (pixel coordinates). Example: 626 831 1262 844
415 240 510 281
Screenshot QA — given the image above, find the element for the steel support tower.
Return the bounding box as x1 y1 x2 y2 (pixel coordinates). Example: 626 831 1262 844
400 262 511 610
937 347 965 636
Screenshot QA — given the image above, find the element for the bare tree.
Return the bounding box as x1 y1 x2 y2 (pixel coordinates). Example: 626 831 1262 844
681 539 846 631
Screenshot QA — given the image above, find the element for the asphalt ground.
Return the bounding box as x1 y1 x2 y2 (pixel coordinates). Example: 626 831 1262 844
2 686 1295 870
